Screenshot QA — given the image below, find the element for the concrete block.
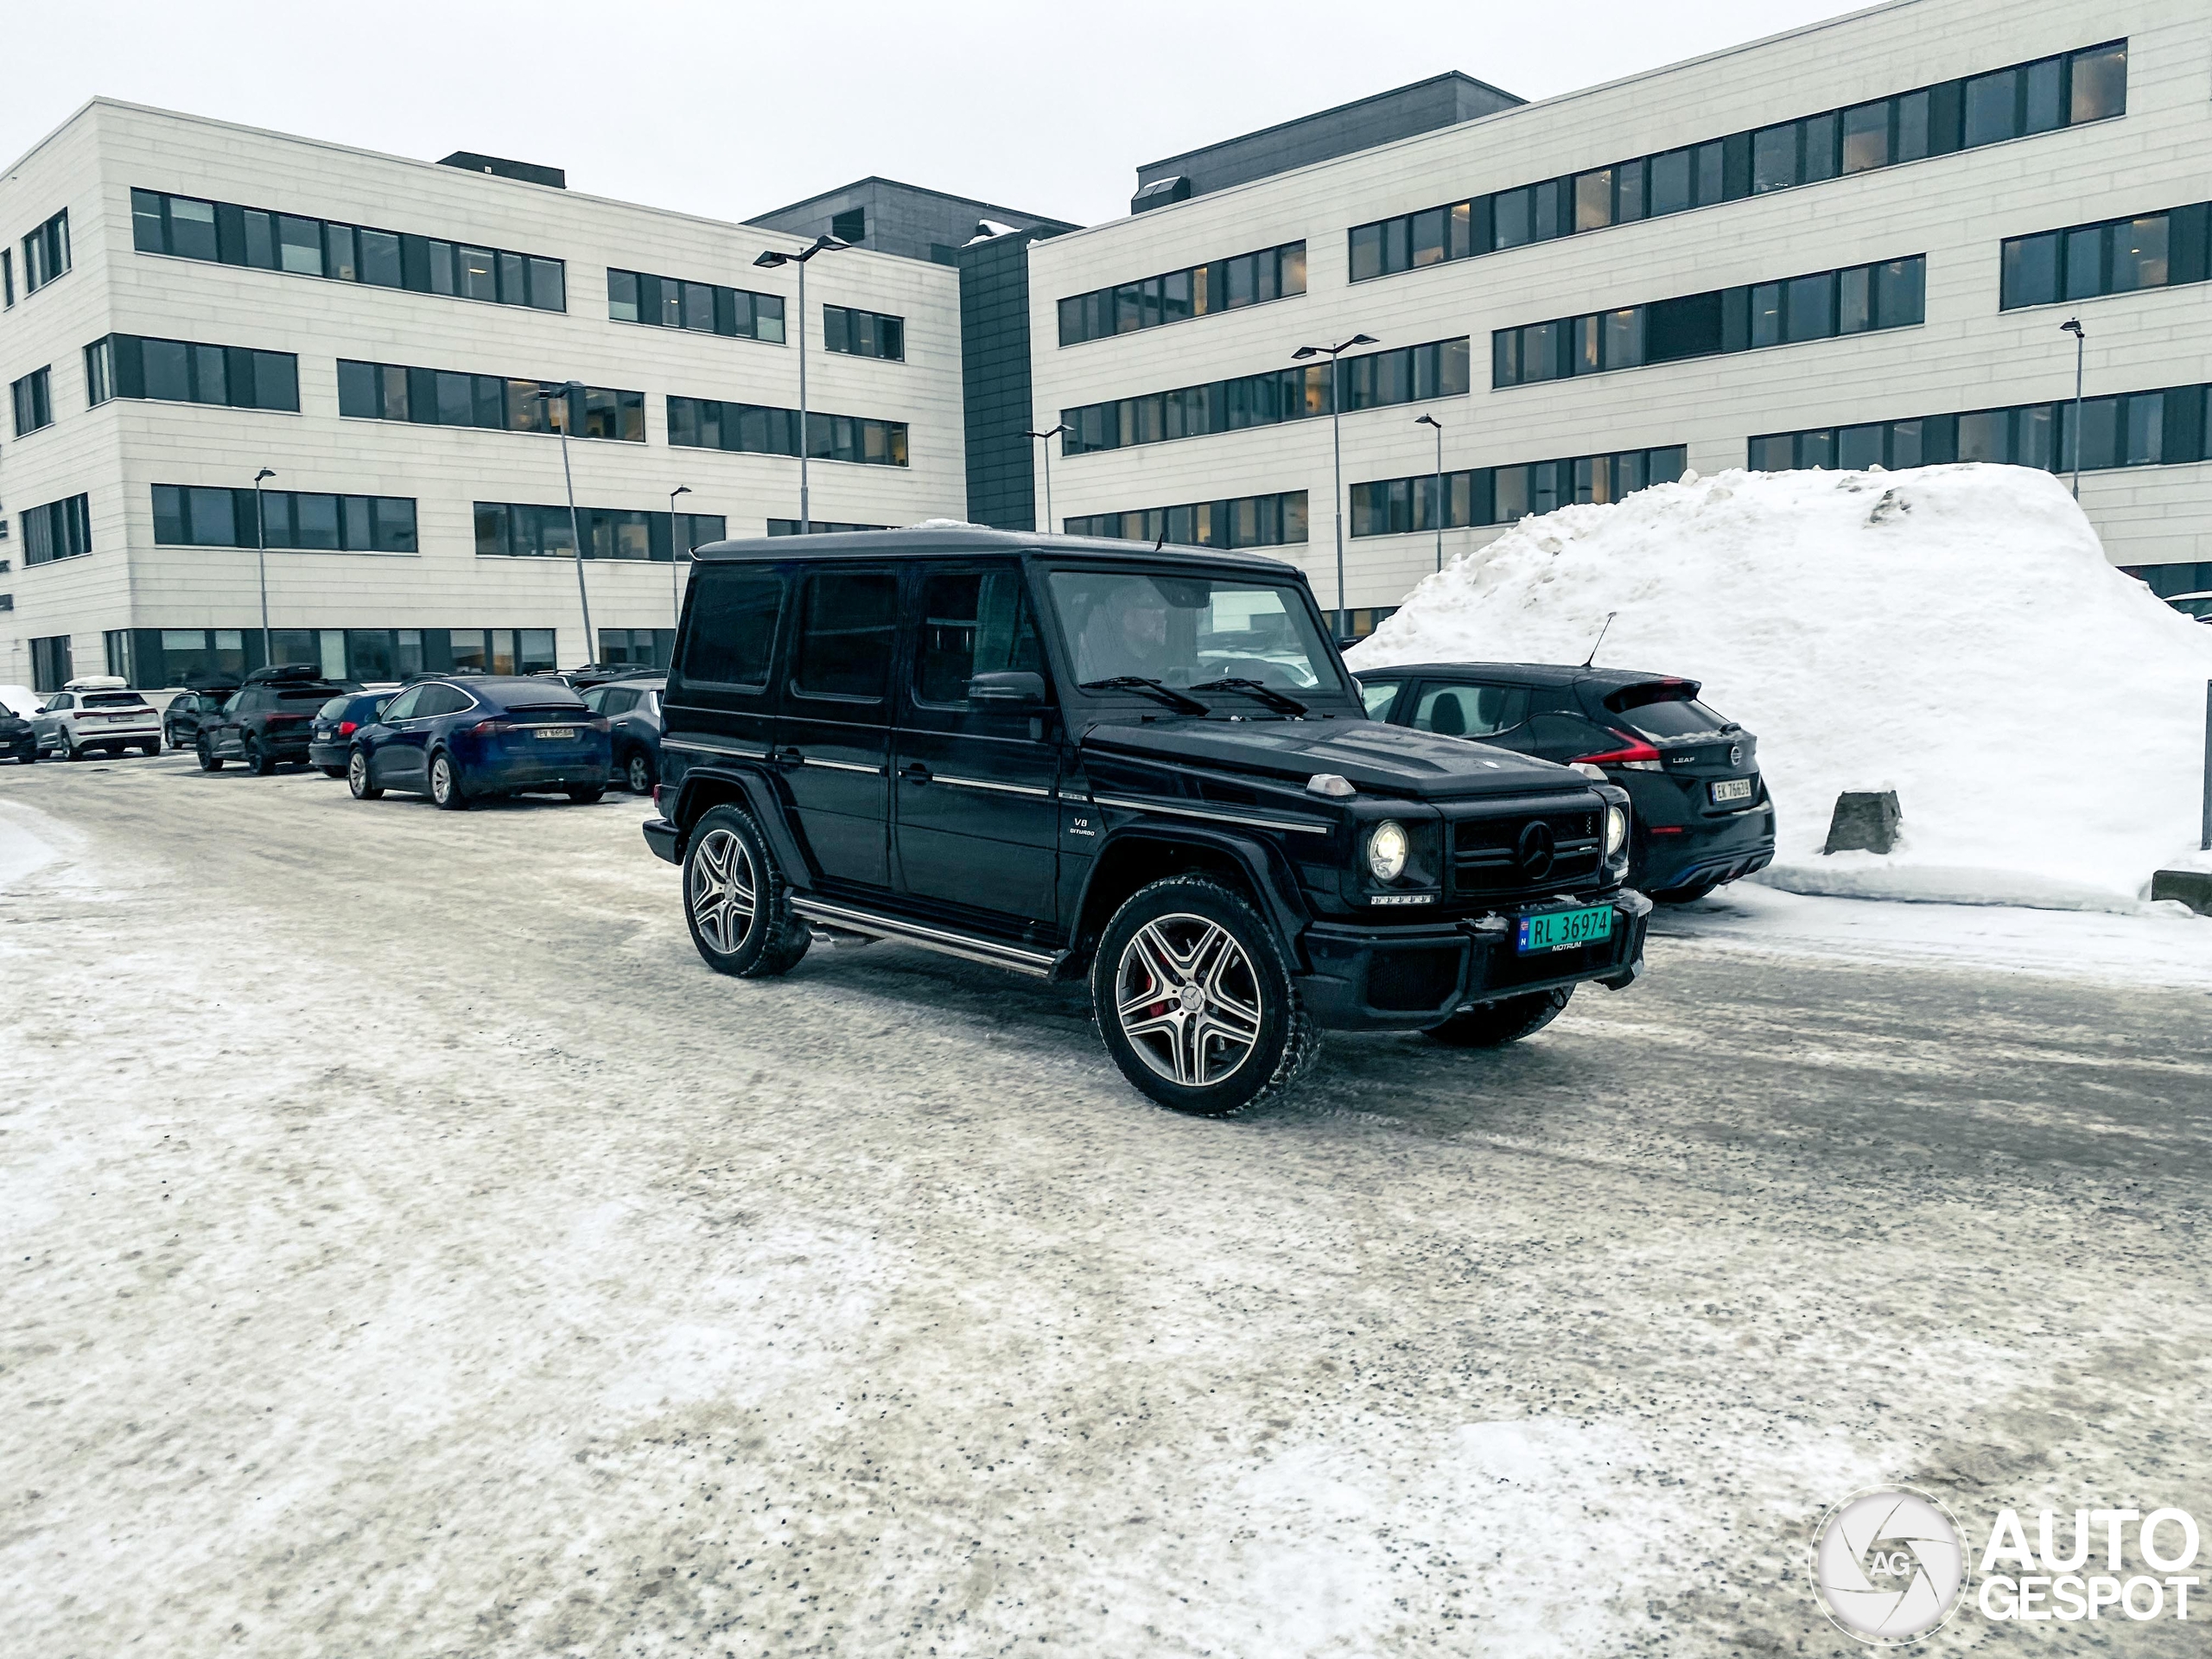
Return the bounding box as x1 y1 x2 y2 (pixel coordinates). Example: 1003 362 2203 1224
1823 790 1902 855
2150 869 2212 915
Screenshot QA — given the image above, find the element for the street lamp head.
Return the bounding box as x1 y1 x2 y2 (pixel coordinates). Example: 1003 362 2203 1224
253 467 276 483
810 234 852 254
753 249 791 269
1414 414 1441 430
671 485 692 499
2060 317 2084 339
1291 345 1321 361
1346 333 1378 348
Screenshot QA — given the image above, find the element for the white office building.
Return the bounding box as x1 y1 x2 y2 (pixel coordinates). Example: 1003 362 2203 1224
0 102 1069 690
1020 0 2210 632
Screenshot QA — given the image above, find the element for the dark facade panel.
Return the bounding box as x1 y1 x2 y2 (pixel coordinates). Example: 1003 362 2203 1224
957 231 1056 530
437 150 566 189
1131 72 1522 210
751 176 1078 266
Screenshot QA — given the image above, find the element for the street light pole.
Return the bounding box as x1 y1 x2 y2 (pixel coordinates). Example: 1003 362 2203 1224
1415 413 1445 571
253 467 275 668
536 381 594 666
1023 423 1069 532
1293 334 1377 639
669 485 693 658
754 234 852 536
2060 317 2086 499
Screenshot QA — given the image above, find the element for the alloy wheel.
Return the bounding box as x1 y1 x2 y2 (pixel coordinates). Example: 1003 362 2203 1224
627 752 652 793
686 828 757 955
1114 912 1265 1088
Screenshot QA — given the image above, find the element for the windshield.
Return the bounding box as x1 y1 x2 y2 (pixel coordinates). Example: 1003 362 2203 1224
1613 693 1733 740
1046 570 1338 695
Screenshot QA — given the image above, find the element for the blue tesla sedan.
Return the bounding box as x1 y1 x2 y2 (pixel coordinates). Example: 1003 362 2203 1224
346 675 611 809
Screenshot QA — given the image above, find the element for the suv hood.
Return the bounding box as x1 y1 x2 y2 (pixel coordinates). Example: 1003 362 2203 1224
1081 717 1577 798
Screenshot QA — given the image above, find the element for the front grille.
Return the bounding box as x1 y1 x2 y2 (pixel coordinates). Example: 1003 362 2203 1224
1451 810 1603 898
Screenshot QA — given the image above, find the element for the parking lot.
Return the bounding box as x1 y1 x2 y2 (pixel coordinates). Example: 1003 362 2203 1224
5 752 2211 1656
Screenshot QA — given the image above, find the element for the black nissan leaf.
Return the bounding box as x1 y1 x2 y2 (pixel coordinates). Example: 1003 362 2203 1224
1357 664 1776 902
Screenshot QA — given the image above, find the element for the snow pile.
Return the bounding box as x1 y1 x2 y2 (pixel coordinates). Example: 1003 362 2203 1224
1347 464 2212 911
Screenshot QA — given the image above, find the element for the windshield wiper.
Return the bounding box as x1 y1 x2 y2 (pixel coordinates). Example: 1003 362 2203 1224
1187 677 1307 716
1078 677 1210 715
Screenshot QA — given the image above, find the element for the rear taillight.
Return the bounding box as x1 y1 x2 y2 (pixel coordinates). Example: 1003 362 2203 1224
1572 730 1663 772
472 719 517 735
652 785 666 813
337 721 358 737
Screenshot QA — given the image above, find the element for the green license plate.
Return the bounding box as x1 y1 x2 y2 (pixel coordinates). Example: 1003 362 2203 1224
1516 904 1614 954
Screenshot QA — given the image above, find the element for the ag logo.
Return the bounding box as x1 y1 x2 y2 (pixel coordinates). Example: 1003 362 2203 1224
1810 1487 1967 1644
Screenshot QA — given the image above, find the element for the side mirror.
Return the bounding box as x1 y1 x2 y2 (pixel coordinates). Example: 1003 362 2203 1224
966 671 1047 708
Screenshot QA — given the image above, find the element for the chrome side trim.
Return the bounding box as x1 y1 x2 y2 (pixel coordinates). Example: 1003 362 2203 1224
932 774 1054 799
789 898 1058 977
804 758 882 775
1090 793 1332 836
665 735 766 760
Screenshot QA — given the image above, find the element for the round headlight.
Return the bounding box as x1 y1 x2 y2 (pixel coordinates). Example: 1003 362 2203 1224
1367 820 1409 881
1605 804 1629 859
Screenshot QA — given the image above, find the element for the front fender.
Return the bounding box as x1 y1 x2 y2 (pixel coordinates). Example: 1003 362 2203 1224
1070 821 1313 973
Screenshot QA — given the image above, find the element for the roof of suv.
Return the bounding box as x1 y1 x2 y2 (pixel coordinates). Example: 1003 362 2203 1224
693 525 1301 579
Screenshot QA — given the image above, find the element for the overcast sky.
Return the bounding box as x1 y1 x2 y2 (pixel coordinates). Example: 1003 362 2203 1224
8 0 1868 229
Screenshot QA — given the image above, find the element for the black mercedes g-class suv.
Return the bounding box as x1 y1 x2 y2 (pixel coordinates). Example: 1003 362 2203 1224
642 529 1650 1115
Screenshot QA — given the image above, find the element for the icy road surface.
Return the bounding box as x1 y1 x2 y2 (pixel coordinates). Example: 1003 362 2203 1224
3 755 2209 1656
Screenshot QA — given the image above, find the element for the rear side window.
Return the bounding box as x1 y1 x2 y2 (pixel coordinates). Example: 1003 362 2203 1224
913 569 1045 705
793 571 898 700
1613 695 1730 740
278 687 336 702
417 684 474 717
681 571 784 689
317 696 348 718
1412 683 1529 737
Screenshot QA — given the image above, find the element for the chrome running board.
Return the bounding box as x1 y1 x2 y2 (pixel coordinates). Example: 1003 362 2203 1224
789 897 1060 978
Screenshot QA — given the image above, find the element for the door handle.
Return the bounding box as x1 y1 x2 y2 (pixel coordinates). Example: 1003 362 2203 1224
773 746 804 768
900 763 931 785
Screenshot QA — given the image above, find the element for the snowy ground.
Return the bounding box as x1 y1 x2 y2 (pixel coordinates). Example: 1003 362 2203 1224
4 753 2210 1656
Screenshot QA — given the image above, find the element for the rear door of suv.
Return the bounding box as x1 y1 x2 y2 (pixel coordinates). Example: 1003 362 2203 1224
779 563 899 895
890 561 1060 927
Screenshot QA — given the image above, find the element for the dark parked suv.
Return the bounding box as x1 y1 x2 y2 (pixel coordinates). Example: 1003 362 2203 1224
197 664 362 773
164 680 242 751
642 528 1651 1116
1357 664 1775 902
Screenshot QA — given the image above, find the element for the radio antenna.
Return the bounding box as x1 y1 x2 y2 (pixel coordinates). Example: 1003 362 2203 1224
1582 611 1617 668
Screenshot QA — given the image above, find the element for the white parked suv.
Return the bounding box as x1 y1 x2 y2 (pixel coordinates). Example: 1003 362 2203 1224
32 677 164 760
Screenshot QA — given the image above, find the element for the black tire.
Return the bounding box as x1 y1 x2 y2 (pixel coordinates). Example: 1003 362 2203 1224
244 735 275 777
1649 880 1720 905
1091 875 1317 1116
165 721 181 751
60 731 82 761
625 748 656 794
566 785 606 804
682 804 810 977
346 748 383 800
141 742 162 758
318 764 346 779
429 751 468 810
1425 986 1574 1049
196 735 223 772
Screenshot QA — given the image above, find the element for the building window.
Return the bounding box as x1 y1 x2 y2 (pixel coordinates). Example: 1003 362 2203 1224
1348 41 2126 283
2 249 13 308
335 359 645 442
766 519 891 536
2000 200 2209 308
21 208 69 293
1064 491 1308 550
129 188 563 311
23 495 92 565
30 635 74 693
1061 337 1469 457
606 269 785 342
1351 445 1687 536
473 503 726 562
1750 382 2205 474
596 628 677 669
10 366 53 436
1494 257 1922 387
83 334 300 412
831 207 867 244
151 484 418 552
1058 242 1306 346
666 397 909 466
823 304 905 361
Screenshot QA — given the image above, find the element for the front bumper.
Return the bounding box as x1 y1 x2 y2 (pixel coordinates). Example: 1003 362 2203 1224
643 816 681 864
1296 891 1652 1032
